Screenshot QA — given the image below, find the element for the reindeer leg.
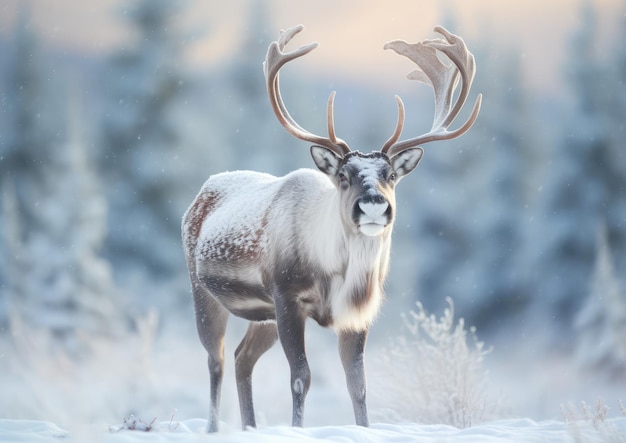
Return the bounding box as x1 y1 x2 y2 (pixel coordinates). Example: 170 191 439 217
234 321 278 430
338 328 370 426
193 287 229 433
274 294 310 427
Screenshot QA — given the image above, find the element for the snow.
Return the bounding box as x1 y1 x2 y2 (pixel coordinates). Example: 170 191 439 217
347 154 389 195
2 417 626 442
2 316 625 443
192 170 279 261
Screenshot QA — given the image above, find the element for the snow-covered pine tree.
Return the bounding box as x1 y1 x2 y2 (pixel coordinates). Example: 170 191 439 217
532 0 617 334
99 0 190 279
216 0 306 174
21 93 119 355
0 2 51 245
470 49 533 331
0 180 24 332
413 21 534 332
0 3 56 333
575 223 626 380
603 3 626 290
412 18 485 317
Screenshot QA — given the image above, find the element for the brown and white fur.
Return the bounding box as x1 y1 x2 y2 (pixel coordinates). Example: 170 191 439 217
182 25 481 432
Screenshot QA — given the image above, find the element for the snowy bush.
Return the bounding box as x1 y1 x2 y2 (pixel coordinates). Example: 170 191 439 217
373 298 497 428
110 415 157 433
561 399 626 443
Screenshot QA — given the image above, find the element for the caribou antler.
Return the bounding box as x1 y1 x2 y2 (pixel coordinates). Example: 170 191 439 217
264 25 351 157
381 26 482 156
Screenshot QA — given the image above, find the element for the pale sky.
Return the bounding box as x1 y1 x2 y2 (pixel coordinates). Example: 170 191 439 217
0 0 623 94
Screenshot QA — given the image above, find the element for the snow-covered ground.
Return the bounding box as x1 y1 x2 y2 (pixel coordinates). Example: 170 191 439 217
2 307 626 443
2 417 626 442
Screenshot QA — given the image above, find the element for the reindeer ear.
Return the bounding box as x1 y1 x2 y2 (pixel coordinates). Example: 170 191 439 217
310 145 342 176
391 147 423 179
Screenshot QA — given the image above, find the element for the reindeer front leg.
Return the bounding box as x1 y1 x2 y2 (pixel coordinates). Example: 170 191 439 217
338 329 370 426
274 292 311 427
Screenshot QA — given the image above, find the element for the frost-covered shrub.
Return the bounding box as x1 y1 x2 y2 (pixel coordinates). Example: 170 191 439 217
561 399 626 443
373 298 496 428
110 415 157 432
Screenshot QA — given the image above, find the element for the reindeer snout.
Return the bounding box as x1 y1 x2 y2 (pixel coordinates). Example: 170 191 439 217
358 198 389 218
353 195 392 236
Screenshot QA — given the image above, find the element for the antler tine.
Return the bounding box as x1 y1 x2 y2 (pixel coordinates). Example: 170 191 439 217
327 91 340 145
426 26 479 130
381 95 406 153
382 26 482 156
264 25 351 157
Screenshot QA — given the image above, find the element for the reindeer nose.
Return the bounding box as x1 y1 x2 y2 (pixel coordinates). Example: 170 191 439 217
356 195 389 218
362 194 386 206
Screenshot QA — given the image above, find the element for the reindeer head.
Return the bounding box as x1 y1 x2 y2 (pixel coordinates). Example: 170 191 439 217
308 148 420 236
264 25 482 237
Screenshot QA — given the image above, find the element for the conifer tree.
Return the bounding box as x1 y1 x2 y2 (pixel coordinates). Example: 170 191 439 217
219 0 299 173
0 181 24 332
99 0 189 278
0 3 53 331
414 24 533 331
575 224 626 379
0 3 51 238
533 0 617 330
23 94 118 354
603 3 626 285
471 50 533 329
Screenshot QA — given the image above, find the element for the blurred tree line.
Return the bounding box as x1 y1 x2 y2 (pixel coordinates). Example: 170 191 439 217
0 0 624 364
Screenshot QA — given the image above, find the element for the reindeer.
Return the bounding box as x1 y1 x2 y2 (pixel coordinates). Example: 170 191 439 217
182 25 481 432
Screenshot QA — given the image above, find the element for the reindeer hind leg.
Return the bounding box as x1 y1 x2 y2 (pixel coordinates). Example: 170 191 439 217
193 284 229 433
234 321 278 430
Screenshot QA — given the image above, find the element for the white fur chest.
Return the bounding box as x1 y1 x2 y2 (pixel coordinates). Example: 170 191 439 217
328 236 389 332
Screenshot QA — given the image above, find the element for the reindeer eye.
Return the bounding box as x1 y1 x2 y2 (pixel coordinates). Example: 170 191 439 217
338 172 348 184
388 172 397 183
